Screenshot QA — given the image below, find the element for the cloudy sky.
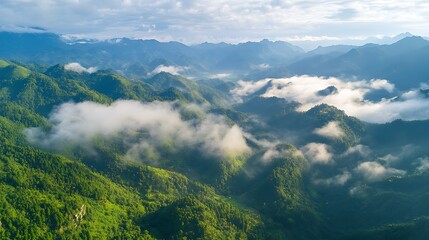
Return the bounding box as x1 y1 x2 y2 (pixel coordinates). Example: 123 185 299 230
1 0 429 44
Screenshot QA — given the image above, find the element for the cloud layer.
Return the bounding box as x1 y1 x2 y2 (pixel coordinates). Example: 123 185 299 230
232 75 429 123
314 171 352 186
355 161 406 182
64 62 97 74
150 65 188 75
25 100 250 160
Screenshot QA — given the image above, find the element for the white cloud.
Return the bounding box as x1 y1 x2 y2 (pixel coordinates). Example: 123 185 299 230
64 62 97 74
260 147 300 164
377 145 420 165
342 144 371 158
416 157 429 172
370 79 395 93
210 73 231 79
314 171 352 186
378 154 399 165
150 65 188 75
355 161 406 182
349 185 368 196
313 121 345 139
231 75 429 123
231 79 271 101
300 142 332 164
261 148 282 163
25 100 251 160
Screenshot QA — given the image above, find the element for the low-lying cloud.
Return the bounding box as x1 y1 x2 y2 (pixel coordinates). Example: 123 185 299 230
231 75 429 123
231 79 271 101
355 161 406 182
314 171 352 186
260 146 303 164
300 142 332 164
416 157 429 172
64 62 97 74
151 65 188 75
342 144 371 158
25 100 250 160
313 121 344 139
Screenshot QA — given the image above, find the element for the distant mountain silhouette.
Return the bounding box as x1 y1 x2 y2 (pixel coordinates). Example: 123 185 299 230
286 36 429 89
2 31 429 89
0 32 304 78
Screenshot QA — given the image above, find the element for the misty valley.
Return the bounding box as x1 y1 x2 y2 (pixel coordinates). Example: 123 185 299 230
2 31 429 240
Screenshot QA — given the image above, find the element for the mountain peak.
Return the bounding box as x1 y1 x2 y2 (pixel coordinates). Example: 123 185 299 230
395 32 414 38
391 35 429 47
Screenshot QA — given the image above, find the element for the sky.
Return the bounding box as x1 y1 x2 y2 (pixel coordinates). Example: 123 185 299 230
1 0 429 46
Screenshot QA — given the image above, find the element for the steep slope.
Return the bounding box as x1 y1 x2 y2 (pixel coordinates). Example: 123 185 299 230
0 62 113 115
0 139 264 239
0 106 264 240
318 170 429 240
236 97 365 149
141 195 263 239
230 144 325 239
145 72 231 106
0 61 272 239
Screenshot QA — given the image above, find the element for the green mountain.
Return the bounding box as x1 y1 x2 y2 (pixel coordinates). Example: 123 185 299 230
0 61 265 239
145 72 231 107
236 97 365 150
1 59 429 239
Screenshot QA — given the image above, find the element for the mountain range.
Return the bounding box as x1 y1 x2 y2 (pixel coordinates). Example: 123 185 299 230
2 31 429 90
1 31 429 239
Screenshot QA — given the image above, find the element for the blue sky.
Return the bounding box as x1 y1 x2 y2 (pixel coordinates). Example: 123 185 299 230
1 0 429 45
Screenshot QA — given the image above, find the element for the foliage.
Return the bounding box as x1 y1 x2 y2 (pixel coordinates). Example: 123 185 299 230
1 59 429 240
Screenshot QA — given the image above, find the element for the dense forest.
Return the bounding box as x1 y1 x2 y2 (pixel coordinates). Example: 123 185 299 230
1 57 429 240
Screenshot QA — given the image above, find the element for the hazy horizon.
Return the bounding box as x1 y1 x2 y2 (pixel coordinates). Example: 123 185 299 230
0 28 421 51
2 0 429 50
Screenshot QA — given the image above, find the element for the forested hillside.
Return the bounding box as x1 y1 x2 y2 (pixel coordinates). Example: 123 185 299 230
1 59 429 240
